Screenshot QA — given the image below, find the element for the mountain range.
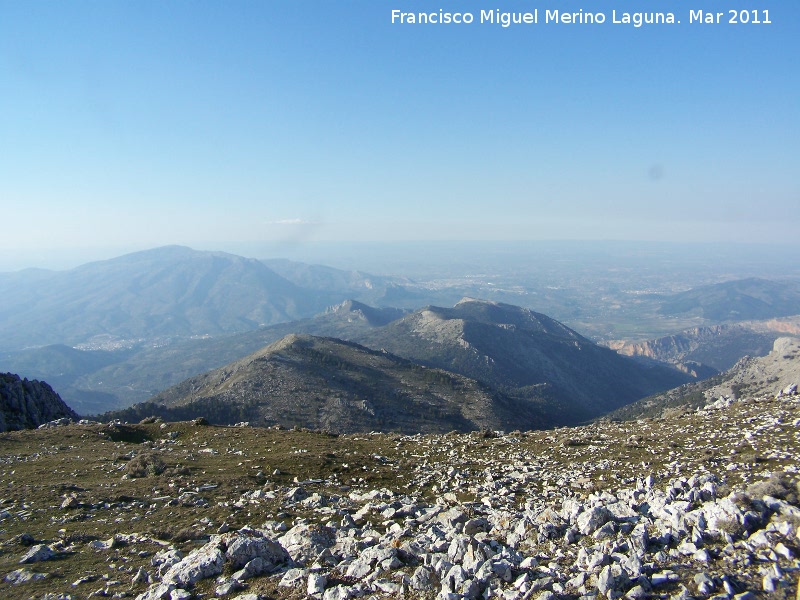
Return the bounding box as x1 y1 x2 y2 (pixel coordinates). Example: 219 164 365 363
106 333 550 433
103 299 691 431
0 246 402 353
1 246 799 423
658 277 800 321
355 298 690 422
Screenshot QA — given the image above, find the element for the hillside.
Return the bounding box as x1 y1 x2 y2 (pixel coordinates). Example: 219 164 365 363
107 334 549 433
703 336 800 401
0 300 406 414
608 336 800 421
356 298 691 424
0 373 78 432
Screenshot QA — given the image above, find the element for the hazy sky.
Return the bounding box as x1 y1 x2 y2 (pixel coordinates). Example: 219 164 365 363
2 1 798 269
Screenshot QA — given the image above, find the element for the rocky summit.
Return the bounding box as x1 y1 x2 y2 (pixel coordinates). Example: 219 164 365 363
1 384 799 599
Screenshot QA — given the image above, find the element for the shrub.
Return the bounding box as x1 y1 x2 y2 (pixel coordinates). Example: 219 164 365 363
125 452 166 478
138 415 162 424
747 471 796 500
715 516 744 536
172 527 197 543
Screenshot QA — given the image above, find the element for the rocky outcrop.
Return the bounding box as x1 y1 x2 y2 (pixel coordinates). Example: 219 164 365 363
0 373 78 432
605 324 778 373
703 337 800 402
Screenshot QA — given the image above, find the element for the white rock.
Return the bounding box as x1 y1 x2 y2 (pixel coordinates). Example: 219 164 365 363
19 544 55 564
308 572 327 597
162 543 225 587
279 568 309 587
577 506 614 536
4 567 48 584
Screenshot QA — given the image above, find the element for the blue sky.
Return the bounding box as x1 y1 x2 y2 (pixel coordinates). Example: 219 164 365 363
1 1 798 269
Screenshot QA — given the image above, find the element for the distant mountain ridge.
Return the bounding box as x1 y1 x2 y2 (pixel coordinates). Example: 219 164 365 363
108 299 692 430
659 277 800 321
0 299 409 414
3 244 797 419
0 246 396 352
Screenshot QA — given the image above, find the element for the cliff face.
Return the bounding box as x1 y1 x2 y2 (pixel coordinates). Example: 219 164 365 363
606 324 778 372
0 373 79 431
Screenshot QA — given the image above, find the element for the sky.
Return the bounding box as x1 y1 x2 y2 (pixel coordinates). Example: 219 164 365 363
1 0 798 270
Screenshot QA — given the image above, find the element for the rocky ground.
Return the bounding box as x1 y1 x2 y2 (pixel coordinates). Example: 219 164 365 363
1 386 799 600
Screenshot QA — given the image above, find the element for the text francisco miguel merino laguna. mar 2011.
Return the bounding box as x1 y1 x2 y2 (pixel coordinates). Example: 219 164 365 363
390 8 773 28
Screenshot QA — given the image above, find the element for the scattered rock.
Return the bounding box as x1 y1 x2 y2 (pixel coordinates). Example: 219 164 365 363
19 543 56 564
4 567 49 584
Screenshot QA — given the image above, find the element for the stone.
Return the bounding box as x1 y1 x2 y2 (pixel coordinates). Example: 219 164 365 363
223 531 289 570
762 575 777 593
134 582 175 600
215 579 243 596
279 568 309 587
597 564 628 596
323 586 353 600
464 517 492 536
132 567 151 585
408 566 438 592
374 579 403 594
4 567 48 584
279 523 336 564
61 496 80 509
19 543 56 564
162 543 225 587
232 557 267 581
152 549 184 577
577 506 614 536
308 572 327 597
90 537 117 550
626 585 648 599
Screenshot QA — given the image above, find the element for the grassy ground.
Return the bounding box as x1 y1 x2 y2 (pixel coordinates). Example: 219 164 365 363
1 395 798 599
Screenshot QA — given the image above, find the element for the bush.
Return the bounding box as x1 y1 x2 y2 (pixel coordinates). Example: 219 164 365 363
715 516 744 537
747 471 796 501
125 452 166 478
138 416 162 424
